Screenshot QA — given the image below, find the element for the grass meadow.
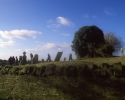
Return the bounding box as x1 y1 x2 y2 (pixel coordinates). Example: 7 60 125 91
0 56 125 100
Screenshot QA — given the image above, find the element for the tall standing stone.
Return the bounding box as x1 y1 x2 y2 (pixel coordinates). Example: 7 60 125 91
19 56 23 66
121 48 124 56
30 53 33 64
22 51 27 65
33 54 38 64
54 52 63 61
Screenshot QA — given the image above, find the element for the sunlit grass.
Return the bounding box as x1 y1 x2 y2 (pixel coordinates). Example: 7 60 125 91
0 56 125 100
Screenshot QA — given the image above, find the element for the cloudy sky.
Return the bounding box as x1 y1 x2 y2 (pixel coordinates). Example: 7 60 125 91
0 0 125 61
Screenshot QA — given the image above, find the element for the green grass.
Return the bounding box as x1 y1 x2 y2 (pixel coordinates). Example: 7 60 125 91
0 56 125 100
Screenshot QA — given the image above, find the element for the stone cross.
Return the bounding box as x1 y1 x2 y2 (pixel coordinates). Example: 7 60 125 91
23 51 26 55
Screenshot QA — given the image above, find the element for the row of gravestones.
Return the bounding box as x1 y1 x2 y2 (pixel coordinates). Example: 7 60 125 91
21 51 38 65
20 51 63 65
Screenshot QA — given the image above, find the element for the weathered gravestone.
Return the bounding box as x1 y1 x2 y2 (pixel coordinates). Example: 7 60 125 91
33 54 38 64
22 51 27 65
42 59 44 63
54 52 63 61
30 53 33 64
19 56 23 66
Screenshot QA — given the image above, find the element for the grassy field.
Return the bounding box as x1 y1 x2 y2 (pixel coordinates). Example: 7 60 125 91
80 56 125 65
0 56 125 100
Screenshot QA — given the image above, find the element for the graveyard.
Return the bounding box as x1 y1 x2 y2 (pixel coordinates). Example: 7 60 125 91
0 51 125 100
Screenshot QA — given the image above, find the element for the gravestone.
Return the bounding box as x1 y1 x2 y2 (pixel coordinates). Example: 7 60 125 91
30 53 33 64
19 56 23 66
42 59 44 63
121 48 124 56
33 54 38 64
54 52 63 61
22 51 27 65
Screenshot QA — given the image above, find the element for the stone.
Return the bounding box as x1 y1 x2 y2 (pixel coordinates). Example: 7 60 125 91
54 52 63 61
30 53 33 64
19 56 23 66
121 48 124 56
42 59 44 63
33 54 38 64
22 51 27 65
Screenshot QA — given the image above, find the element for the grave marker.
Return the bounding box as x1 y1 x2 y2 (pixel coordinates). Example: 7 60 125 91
54 52 63 61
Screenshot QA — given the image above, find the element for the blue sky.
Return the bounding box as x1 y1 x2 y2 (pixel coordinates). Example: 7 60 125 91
0 0 125 61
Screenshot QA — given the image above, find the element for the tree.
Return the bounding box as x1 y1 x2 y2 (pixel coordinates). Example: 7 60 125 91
104 32 124 55
71 25 105 58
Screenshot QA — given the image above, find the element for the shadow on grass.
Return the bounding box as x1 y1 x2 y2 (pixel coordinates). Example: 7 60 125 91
39 75 125 100
41 76 107 100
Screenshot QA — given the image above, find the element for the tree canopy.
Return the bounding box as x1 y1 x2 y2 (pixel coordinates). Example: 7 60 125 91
104 32 124 55
71 25 115 58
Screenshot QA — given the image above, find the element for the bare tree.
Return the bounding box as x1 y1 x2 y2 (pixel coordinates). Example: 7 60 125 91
104 32 124 55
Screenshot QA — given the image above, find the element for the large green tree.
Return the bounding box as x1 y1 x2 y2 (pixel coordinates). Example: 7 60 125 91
71 25 114 58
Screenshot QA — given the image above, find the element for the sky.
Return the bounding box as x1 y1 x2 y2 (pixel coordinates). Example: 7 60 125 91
0 0 125 61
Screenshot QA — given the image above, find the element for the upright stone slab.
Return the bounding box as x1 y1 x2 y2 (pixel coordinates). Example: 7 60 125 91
22 51 27 65
30 53 33 64
54 52 63 61
42 59 44 63
19 56 23 66
33 54 38 64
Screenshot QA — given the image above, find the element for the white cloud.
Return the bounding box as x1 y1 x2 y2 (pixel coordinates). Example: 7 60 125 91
56 16 74 26
25 42 71 52
92 15 97 18
104 10 113 15
104 8 115 15
82 14 89 18
42 43 57 49
0 29 42 48
47 24 61 28
14 49 22 52
62 33 70 36
0 39 16 47
53 29 58 32
0 29 42 40
47 16 74 28
47 19 53 23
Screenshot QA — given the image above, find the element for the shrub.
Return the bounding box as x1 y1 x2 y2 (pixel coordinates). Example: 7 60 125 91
19 66 28 75
63 65 73 77
113 62 122 77
26 65 37 75
92 68 100 78
87 62 98 70
9 67 21 75
77 64 88 76
54 66 65 76
121 65 125 77
35 66 46 76
1 67 10 75
69 66 78 77
101 63 110 69
44 64 57 75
